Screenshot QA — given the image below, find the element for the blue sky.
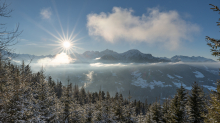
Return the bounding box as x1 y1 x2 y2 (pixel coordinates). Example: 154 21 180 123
2 0 220 59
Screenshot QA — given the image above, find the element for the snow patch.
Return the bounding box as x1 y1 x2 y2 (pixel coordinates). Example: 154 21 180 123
131 71 171 89
202 85 216 91
167 74 174 79
193 71 204 78
172 82 192 90
174 74 183 79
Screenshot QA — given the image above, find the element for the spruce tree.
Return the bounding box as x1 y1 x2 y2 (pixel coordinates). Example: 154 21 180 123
61 80 74 122
205 80 220 122
187 81 205 123
162 98 170 123
167 85 187 123
146 101 162 123
33 68 60 122
123 90 136 123
0 61 36 122
205 4 220 123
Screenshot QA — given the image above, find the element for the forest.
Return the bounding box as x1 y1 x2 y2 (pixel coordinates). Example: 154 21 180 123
0 57 219 123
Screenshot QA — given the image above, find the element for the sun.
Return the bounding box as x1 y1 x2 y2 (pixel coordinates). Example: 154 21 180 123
63 41 71 49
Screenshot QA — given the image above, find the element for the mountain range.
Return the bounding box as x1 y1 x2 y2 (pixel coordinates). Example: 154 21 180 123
13 49 216 63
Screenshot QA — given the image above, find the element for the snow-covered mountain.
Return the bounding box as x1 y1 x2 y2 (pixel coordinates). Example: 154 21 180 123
73 49 215 63
171 55 215 62
11 49 216 63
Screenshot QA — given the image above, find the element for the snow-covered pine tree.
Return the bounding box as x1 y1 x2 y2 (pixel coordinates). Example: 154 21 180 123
205 80 220 122
137 110 145 123
167 85 187 122
55 81 63 98
61 79 74 122
101 97 114 122
69 101 81 122
73 84 80 102
0 61 36 122
113 93 125 122
205 4 220 120
145 107 153 123
147 101 162 123
123 91 136 123
84 93 94 123
187 81 206 123
92 90 103 122
161 98 170 122
33 68 60 122
79 85 87 105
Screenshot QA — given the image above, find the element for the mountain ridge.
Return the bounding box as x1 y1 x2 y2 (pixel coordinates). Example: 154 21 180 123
11 49 216 63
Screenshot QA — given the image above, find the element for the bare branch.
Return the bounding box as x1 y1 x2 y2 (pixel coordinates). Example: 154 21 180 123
0 1 22 61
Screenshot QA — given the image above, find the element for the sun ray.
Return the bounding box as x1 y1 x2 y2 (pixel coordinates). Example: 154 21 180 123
52 0 66 40
49 23 65 41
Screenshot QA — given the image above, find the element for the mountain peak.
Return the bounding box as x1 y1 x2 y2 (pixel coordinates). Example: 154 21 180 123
127 49 141 53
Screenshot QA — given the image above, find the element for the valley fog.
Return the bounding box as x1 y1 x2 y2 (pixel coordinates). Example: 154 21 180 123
25 62 220 102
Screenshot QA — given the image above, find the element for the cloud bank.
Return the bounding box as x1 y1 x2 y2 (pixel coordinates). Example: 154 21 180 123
38 53 73 66
90 63 127 67
87 7 200 50
40 8 52 19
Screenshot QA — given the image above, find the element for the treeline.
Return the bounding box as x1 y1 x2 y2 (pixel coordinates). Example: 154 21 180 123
0 60 220 123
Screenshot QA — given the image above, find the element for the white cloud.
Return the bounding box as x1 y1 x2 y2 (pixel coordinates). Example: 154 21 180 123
90 62 127 67
87 7 200 50
38 52 74 66
40 8 52 19
84 71 95 88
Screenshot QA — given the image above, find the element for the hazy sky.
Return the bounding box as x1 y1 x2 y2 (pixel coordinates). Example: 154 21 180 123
3 0 220 59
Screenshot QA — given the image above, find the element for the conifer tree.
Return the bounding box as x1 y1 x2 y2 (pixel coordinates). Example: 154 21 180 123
84 92 94 123
80 85 87 105
144 99 149 114
187 82 205 123
205 80 220 122
147 101 162 123
56 81 63 98
0 61 35 122
146 110 153 123
113 96 124 122
61 79 74 122
93 89 103 122
162 98 170 123
205 4 220 123
167 85 187 123
123 91 136 122
33 68 60 122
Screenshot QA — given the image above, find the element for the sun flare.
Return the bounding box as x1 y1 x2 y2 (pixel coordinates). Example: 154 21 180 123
63 41 71 49
30 4 84 55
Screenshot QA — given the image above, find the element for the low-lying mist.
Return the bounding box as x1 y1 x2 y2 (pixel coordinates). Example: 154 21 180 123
26 61 220 85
